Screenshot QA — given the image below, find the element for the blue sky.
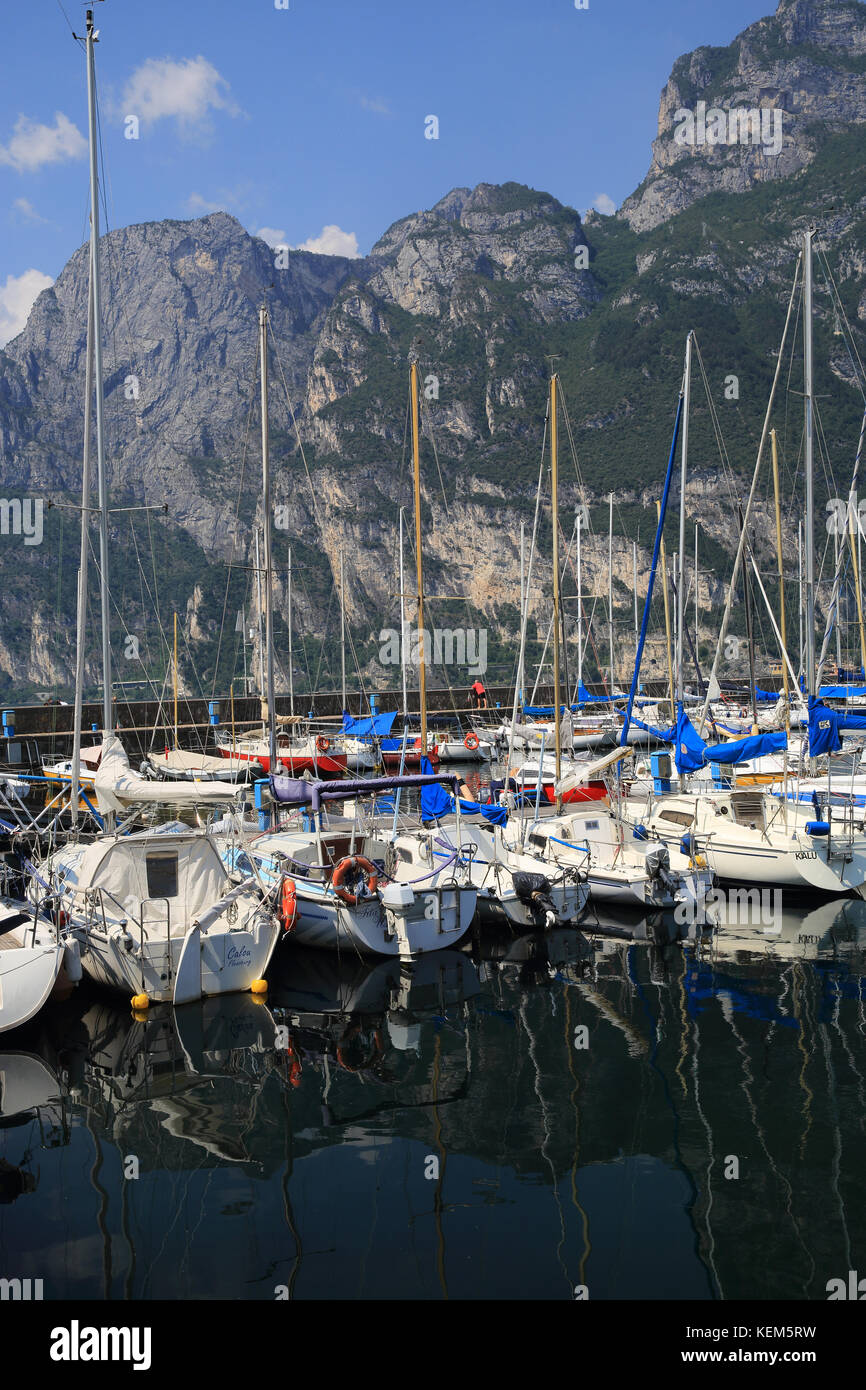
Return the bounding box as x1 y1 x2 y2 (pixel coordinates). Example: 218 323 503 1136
0 0 774 343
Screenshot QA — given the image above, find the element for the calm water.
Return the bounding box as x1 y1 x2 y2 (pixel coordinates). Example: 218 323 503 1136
2 893 865 1301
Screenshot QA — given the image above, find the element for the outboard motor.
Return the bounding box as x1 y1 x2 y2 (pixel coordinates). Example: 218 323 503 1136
512 871 561 929
645 843 676 902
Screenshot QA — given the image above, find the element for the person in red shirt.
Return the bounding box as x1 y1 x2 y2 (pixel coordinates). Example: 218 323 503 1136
470 679 488 710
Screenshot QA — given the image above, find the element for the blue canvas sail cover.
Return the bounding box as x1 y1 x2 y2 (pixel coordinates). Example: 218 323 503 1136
704 730 787 764
818 685 866 699
342 710 397 739
418 756 508 825
807 696 866 756
575 681 626 704
755 686 778 703
633 705 786 771
522 705 577 717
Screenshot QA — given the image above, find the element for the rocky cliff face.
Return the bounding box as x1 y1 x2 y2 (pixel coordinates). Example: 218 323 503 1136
1 2 865 700
620 0 866 232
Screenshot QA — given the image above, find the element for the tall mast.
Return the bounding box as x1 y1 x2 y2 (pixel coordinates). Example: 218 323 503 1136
254 529 265 707
287 545 294 716
173 611 178 748
607 493 614 690
340 547 347 710
632 539 639 650
804 228 816 707
694 523 699 655
576 510 583 689
71 268 95 826
259 305 276 771
85 9 112 736
410 363 427 751
551 374 562 799
399 509 408 721
798 519 804 680
676 331 692 706
770 428 790 732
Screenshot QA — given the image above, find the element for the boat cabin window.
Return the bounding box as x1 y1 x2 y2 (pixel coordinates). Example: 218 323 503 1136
658 808 694 828
146 853 179 899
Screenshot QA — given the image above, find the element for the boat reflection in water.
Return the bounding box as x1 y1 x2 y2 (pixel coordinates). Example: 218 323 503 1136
1 893 864 1301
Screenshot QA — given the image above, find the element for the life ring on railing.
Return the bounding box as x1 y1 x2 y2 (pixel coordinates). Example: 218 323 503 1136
279 876 298 931
464 731 480 752
413 736 423 751
331 855 379 906
315 735 331 754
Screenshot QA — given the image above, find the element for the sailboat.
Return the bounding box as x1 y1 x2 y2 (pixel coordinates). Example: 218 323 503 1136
625 250 866 894
30 13 281 1007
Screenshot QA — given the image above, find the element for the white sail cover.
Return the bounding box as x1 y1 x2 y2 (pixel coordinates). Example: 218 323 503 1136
94 735 247 814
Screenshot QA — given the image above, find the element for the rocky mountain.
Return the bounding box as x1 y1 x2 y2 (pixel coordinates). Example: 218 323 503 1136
1 0 865 703
620 0 866 231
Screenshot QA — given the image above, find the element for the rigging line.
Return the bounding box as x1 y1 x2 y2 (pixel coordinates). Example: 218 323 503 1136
268 324 376 712
210 338 262 702
816 243 866 401
419 389 450 516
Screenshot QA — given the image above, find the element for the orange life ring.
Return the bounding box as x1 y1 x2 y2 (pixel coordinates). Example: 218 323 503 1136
464 731 480 751
280 876 298 931
316 735 331 754
331 855 379 906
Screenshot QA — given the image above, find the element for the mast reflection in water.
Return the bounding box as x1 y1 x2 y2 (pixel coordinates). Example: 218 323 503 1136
1 899 865 1300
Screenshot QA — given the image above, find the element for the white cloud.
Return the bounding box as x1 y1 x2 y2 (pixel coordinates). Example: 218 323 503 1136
121 56 240 133
295 225 360 258
0 269 53 347
187 192 225 214
0 112 86 173
255 227 287 248
360 96 392 116
12 197 47 224
592 193 617 216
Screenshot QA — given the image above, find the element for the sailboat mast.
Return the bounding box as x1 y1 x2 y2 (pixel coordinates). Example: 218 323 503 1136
340 547 347 710
287 545 294 716
576 510 583 689
608 494 614 690
676 331 692 706
399 509 408 720
71 269 95 826
410 363 427 751
804 228 816 706
551 374 562 796
85 10 112 736
254 529 265 710
173 611 178 748
259 306 277 770
632 539 639 649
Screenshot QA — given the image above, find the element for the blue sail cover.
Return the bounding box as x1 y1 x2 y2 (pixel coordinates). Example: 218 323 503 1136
418 757 508 825
818 685 866 699
575 681 626 704
673 706 708 774
807 696 866 756
704 730 787 763
342 711 397 739
635 704 787 771
522 705 577 717
755 686 778 703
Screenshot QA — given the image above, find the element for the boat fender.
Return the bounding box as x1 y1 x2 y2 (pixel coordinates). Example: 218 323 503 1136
250 978 268 994
632 823 649 841
464 731 480 752
331 855 379 907
680 832 698 860
279 876 298 931
806 820 830 836
131 993 149 1011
